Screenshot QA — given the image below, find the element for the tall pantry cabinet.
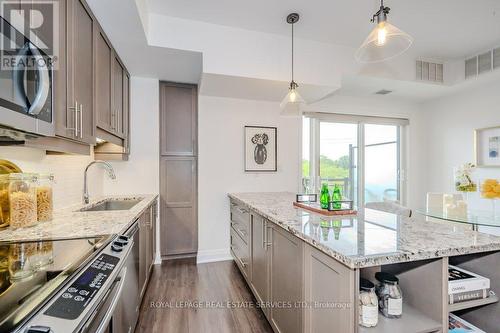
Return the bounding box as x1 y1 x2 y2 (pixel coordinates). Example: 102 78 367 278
159 82 198 259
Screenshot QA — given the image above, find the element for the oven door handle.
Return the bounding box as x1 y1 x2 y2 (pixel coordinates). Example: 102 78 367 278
93 267 127 333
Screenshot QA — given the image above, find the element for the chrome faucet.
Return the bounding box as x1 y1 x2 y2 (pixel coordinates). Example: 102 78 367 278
83 160 116 204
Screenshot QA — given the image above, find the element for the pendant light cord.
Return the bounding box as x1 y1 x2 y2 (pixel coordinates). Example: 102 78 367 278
291 22 294 83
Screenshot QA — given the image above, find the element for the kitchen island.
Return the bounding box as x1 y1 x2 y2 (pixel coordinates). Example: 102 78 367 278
228 192 500 333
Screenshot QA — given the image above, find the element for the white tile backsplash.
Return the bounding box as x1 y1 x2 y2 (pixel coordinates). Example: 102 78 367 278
0 146 104 209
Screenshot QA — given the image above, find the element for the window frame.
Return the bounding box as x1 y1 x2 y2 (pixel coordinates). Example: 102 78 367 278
301 112 409 207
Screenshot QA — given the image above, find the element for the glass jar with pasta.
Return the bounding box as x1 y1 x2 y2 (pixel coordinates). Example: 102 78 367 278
0 175 9 228
36 174 54 222
8 173 38 229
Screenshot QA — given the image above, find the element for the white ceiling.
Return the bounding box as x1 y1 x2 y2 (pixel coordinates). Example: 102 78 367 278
148 0 500 60
87 0 202 83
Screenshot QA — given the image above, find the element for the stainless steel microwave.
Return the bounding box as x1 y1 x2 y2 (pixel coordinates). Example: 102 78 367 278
0 16 54 140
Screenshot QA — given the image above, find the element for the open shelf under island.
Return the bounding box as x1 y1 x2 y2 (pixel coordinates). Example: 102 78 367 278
228 192 500 333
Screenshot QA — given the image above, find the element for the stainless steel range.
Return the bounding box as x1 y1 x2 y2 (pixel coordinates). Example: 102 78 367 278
0 223 140 333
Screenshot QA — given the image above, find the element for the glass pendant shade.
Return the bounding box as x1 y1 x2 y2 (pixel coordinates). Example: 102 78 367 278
280 86 305 116
355 21 413 63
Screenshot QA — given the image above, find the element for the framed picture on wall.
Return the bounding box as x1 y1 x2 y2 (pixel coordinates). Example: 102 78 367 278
475 125 500 167
244 126 277 172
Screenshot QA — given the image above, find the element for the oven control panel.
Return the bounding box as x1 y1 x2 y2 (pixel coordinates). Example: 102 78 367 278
44 254 119 320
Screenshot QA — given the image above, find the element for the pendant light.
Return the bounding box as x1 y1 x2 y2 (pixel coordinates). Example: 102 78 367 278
355 0 413 63
280 13 305 116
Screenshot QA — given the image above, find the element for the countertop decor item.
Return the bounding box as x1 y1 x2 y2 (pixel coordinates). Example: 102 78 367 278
0 161 22 228
293 201 357 216
474 125 500 167
8 173 38 229
296 194 317 203
280 13 305 116
355 0 413 63
36 174 55 222
244 126 277 172
320 183 330 209
454 163 477 193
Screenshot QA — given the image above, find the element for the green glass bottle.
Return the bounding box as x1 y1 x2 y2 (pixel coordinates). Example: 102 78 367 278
320 183 330 209
332 184 342 210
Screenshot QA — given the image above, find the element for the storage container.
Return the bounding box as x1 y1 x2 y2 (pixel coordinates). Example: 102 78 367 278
9 173 38 229
36 174 54 222
0 175 9 228
375 271 403 318
359 278 378 327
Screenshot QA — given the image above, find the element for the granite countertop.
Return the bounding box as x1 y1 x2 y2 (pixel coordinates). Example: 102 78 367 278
228 192 500 269
0 194 158 243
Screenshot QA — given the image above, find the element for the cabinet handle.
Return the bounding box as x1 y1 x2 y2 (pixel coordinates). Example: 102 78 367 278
265 225 272 248
262 219 266 249
111 111 115 130
79 104 83 138
237 228 246 237
69 100 78 137
237 207 247 214
238 257 247 268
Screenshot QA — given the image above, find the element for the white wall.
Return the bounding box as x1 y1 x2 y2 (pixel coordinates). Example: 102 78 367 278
0 147 103 209
102 77 160 195
421 80 500 203
197 96 300 263
421 79 500 235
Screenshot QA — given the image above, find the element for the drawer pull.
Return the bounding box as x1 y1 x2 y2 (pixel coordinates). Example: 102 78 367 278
237 207 247 214
237 228 247 236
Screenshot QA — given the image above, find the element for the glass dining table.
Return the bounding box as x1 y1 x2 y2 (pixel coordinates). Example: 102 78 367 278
416 207 500 231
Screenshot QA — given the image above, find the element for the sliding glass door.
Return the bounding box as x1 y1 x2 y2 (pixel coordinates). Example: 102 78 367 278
364 124 400 203
302 115 406 208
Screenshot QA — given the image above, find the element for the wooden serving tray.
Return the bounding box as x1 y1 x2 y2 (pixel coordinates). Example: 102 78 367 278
293 202 357 216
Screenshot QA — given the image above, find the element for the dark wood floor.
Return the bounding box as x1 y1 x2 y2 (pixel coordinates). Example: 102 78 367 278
135 259 273 333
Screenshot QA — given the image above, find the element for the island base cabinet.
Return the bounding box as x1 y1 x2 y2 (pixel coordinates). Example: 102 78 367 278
303 245 356 333
269 225 304 333
250 214 270 319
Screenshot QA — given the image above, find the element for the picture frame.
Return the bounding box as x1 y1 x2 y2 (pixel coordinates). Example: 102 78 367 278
474 126 500 167
244 126 277 172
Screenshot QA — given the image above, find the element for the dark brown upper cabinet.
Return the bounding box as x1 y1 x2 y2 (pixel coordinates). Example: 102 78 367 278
160 83 197 156
95 27 113 133
65 0 95 145
112 55 125 138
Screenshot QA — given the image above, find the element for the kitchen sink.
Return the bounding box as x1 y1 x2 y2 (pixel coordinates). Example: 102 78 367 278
79 199 142 212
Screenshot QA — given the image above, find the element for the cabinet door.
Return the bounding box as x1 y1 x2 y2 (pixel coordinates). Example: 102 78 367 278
139 213 147 298
270 225 304 333
95 28 112 132
160 156 197 257
123 72 131 154
112 55 124 137
251 214 270 315
160 83 197 156
67 0 95 144
303 245 355 333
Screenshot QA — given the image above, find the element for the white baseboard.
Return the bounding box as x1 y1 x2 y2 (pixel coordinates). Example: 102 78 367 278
197 248 233 264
